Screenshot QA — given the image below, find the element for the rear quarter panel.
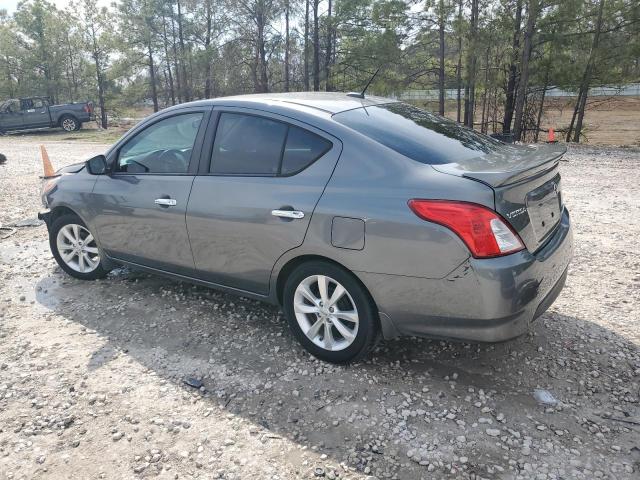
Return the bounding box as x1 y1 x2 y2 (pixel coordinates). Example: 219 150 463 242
271 128 497 284
49 104 91 123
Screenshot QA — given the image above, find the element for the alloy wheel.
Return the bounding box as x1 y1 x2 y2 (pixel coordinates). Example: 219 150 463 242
293 274 359 351
62 118 76 131
56 224 100 273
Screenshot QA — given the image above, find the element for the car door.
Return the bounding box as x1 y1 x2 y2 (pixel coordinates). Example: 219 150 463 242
90 108 210 274
186 108 342 295
0 100 24 131
22 98 50 128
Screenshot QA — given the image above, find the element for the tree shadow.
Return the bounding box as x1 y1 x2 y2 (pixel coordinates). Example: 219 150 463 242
35 267 640 478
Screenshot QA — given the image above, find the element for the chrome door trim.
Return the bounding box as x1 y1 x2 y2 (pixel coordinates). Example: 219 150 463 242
155 198 177 206
271 209 304 219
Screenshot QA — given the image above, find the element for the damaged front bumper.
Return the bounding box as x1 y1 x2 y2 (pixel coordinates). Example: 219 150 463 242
37 209 52 227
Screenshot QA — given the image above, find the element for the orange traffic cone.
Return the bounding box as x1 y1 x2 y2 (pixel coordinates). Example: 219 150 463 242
40 145 56 177
547 128 557 144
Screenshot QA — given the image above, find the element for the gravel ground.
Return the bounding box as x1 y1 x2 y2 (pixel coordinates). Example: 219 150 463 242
0 138 639 480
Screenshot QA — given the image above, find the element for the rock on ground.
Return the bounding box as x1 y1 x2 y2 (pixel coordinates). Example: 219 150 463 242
0 137 639 479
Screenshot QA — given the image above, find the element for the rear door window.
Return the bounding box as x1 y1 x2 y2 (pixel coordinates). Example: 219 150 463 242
210 113 287 175
281 126 332 175
333 102 505 165
210 113 331 176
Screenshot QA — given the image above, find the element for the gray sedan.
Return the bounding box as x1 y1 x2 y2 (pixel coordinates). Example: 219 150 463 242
39 93 573 363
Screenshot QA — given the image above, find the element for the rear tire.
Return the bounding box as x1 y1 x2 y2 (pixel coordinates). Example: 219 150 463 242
49 213 109 280
283 261 379 364
60 115 79 132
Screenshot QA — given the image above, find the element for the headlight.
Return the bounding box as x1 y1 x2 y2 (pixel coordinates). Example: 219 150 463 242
41 176 60 206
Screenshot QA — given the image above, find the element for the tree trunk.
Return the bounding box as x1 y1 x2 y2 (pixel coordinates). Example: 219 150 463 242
465 0 479 128
90 24 107 129
161 13 176 105
513 0 539 141
65 32 78 101
463 84 470 125
170 11 182 103
481 45 490 133
313 0 320 91
285 0 290 92
177 0 189 101
148 41 159 112
438 0 445 116
203 0 214 99
534 85 547 142
324 0 333 91
456 0 462 122
503 0 523 133
256 7 269 93
304 0 310 90
568 0 605 142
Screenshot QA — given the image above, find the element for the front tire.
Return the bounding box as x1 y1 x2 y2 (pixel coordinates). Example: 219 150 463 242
49 214 108 280
283 261 379 364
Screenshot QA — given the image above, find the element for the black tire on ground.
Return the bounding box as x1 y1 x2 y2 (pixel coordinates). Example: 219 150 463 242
283 260 379 364
49 213 109 280
60 115 79 132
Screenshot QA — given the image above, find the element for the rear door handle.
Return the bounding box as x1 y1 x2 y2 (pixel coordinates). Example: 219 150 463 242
271 209 304 219
155 198 177 207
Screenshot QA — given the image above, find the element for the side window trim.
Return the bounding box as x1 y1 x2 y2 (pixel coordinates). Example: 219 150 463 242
110 108 212 176
202 107 335 178
276 126 290 176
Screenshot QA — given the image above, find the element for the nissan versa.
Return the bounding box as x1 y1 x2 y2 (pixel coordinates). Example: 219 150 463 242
39 92 573 363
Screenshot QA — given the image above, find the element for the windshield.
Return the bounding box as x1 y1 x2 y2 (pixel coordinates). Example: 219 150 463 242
333 102 505 165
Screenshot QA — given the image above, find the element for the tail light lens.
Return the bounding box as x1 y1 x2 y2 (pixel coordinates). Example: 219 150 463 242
408 199 524 258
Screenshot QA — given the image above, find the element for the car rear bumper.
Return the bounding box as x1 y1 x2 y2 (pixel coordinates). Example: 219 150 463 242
358 208 573 342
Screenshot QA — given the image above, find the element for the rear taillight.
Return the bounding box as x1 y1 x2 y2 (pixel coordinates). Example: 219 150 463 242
408 199 524 258
84 103 93 113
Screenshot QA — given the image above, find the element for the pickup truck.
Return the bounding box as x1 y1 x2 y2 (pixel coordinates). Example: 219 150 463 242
0 97 95 134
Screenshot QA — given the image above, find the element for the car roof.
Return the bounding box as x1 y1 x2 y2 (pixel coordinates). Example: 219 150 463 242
183 92 397 115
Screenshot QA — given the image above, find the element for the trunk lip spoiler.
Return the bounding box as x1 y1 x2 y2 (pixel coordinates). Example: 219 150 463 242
461 145 567 188
432 144 567 188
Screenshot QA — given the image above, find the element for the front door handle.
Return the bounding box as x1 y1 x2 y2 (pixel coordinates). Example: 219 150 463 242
155 198 177 207
271 209 304 219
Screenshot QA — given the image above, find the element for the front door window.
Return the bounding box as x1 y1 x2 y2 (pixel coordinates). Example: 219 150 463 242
116 113 204 174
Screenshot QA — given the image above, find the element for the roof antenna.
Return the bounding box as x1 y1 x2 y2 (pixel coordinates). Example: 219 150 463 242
347 67 382 99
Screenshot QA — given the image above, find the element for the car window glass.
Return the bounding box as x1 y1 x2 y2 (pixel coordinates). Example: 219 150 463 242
333 102 505 165
210 113 287 175
21 99 33 110
32 99 44 109
116 113 203 174
281 126 332 175
2 100 19 113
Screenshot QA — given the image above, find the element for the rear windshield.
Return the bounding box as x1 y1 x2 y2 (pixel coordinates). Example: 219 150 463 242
333 102 504 165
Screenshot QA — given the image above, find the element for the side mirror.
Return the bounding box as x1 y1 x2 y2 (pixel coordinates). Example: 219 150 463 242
86 154 108 175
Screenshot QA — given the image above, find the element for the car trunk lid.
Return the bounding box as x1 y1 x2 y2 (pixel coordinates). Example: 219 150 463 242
432 143 566 252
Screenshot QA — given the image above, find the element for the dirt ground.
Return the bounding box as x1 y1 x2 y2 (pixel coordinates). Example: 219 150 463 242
539 97 640 146
0 137 639 480
421 96 640 146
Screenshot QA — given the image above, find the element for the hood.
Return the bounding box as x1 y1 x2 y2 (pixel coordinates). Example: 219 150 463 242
56 161 86 175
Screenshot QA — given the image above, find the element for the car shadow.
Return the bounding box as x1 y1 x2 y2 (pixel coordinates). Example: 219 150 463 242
35 266 640 478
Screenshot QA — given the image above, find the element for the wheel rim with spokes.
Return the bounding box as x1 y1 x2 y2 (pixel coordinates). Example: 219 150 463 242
56 224 100 273
293 274 359 352
62 118 76 131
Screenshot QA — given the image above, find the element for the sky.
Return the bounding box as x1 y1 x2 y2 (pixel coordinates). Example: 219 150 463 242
1 0 112 14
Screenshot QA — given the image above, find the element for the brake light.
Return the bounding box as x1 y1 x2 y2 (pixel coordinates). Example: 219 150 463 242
408 200 524 258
